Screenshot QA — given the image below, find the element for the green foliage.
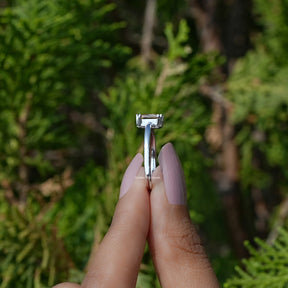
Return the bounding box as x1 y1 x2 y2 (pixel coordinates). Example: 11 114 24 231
0 6 225 284
253 0 288 65
0 0 129 182
165 19 191 60
53 163 111 271
0 0 130 287
228 50 288 189
227 0 288 190
224 0 288 286
225 228 288 288
0 0 254 286
0 203 72 288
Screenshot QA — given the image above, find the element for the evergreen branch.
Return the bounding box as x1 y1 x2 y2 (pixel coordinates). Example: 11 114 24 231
225 228 288 288
267 196 288 245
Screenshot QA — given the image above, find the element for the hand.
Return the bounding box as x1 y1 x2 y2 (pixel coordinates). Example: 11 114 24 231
53 143 220 288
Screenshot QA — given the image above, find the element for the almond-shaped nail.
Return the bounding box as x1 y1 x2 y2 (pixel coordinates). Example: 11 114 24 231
158 143 187 205
120 153 143 198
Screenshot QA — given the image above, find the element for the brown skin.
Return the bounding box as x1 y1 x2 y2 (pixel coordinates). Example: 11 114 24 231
149 167 220 288
53 167 219 288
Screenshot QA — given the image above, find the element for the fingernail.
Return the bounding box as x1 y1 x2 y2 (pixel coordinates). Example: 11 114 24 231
158 143 187 205
120 153 143 198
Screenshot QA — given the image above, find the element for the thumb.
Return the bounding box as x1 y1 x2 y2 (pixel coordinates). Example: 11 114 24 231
149 143 219 288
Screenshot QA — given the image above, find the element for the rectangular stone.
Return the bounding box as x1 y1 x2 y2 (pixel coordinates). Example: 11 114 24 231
136 114 164 128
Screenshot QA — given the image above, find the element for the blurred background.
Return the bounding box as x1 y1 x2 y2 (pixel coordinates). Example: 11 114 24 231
1 0 288 287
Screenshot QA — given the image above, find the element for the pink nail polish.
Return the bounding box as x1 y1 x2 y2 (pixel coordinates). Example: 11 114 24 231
158 143 187 205
120 153 143 198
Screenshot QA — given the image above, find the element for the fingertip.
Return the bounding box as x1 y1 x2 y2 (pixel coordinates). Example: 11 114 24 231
115 166 149 230
158 142 187 205
120 153 144 198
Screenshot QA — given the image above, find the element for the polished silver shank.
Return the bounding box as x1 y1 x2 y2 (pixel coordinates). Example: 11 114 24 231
144 124 156 188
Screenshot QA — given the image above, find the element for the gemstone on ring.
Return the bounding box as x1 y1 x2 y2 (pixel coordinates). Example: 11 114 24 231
136 114 164 129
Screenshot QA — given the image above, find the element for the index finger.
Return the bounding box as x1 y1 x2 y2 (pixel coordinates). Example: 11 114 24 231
82 154 150 288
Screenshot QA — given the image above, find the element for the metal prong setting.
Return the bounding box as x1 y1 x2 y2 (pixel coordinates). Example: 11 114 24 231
136 114 164 189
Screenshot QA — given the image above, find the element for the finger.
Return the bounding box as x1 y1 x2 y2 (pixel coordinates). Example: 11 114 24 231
82 153 149 288
149 143 220 288
52 283 80 288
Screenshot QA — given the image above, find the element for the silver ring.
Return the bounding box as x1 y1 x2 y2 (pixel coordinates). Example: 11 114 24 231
144 124 156 189
136 114 164 190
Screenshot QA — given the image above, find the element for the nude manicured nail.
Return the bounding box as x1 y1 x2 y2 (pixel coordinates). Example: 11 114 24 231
120 153 143 198
158 143 187 205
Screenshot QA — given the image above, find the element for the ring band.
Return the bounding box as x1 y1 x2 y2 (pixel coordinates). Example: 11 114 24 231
144 124 156 189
